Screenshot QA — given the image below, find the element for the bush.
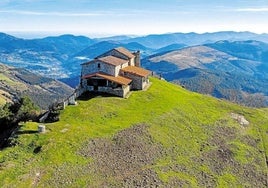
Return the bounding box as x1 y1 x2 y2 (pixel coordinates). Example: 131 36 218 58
0 96 40 130
16 96 40 122
0 103 13 130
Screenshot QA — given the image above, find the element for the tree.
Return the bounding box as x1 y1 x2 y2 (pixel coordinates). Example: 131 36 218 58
0 103 13 130
15 96 40 122
0 96 40 129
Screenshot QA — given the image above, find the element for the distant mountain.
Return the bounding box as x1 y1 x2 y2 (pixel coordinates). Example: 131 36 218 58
0 33 95 54
0 33 96 79
95 35 133 42
153 43 186 54
0 32 52 52
143 45 235 73
34 34 95 55
0 63 73 109
74 41 152 59
0 33 155 81
1 31 268 91
74 41 122 59
143 41 268 107
204 40 268 80
205 40 268 60
122 31 268 48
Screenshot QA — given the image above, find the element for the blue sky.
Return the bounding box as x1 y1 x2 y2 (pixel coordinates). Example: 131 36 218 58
0 0 268 38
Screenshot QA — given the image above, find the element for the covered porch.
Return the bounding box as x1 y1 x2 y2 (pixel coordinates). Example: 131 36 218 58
82 72 132 98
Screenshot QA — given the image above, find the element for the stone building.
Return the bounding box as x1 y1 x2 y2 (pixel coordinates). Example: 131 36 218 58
80 47 151 97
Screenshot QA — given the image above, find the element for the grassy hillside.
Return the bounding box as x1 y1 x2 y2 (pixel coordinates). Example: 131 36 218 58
0 90 11 105
0 77 267 187
147 46 233 70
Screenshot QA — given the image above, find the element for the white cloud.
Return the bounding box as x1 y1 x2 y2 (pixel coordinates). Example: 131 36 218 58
0 10 107 17
235 7 268 12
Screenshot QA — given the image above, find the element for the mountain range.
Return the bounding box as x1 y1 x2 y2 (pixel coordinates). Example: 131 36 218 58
121 31 268 48
0 33 95 79
143 40 268 107
1 31 268 106
1 31 268 79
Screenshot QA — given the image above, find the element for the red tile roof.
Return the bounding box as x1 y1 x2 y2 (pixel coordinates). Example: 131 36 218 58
82 72 132 86
115 47 135 59
121 66 151 77
98 55 128 66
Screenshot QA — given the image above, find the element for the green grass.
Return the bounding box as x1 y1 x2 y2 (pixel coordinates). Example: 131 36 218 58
217 173 241 188
0 74 14 105
0 77 268 187
0 74 17 86
0 96 5 105
0 73 26 95
0 90 11 105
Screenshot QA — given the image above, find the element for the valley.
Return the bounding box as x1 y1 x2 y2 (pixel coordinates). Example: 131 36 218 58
0 63 73 109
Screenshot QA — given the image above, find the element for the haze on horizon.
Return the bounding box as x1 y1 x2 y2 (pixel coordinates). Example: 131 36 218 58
0 0 268 38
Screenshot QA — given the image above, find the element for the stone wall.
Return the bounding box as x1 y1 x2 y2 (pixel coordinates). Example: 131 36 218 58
120 72 149 90
122 72 143 90
82 60 118 76
81 78 95 92
114 65 121 76
74 87 87 98
121 62 129 69
98 85 130 98
129 58 135 66
142 76 150 89
123 85 130 97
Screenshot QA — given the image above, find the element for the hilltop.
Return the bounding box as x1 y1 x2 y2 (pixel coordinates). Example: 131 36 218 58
0 77 267 187
0 63 73 109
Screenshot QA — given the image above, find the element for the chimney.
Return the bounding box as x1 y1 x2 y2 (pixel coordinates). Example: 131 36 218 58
133 50 140 67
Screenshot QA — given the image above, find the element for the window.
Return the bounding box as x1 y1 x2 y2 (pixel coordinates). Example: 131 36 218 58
98 63 101 69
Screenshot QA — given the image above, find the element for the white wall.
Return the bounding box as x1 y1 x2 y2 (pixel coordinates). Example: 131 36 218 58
129 58 135 66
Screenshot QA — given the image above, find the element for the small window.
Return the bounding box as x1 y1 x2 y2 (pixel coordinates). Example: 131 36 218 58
98 63 101 69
